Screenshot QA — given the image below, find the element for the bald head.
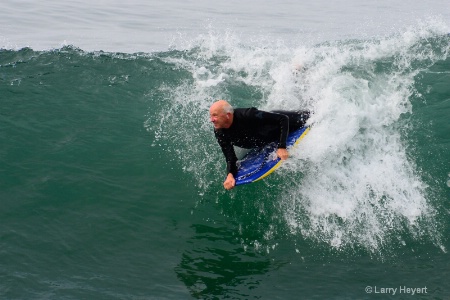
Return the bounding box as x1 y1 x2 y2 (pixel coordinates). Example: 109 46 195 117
209 100 234 129
210 100 234 114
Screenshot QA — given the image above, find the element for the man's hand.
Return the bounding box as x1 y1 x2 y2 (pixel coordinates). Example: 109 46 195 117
276 148 289 160
223 173 236 190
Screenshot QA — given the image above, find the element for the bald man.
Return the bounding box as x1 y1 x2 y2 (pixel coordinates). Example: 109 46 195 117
209 100 309 190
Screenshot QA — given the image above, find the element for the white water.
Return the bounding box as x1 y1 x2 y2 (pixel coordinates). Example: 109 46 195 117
149 18 449 252
276 21 448 251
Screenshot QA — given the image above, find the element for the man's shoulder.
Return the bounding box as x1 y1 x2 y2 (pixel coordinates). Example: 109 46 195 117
234 107 259 118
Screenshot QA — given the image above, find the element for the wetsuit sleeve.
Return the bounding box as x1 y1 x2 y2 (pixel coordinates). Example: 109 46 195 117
246 108 290 148
215 131 238 176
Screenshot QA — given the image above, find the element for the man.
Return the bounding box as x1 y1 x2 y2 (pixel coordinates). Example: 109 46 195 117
209 100 310 190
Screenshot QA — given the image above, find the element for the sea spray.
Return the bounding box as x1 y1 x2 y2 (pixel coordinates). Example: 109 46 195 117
279 22 449 252
146 19 449 253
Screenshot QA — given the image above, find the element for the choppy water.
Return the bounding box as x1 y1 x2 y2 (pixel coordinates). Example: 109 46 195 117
1 1 450 299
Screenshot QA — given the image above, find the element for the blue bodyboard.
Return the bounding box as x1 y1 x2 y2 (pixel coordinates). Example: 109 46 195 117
235 127 310 186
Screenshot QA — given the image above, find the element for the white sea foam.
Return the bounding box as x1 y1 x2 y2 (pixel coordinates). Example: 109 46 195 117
149 19 449 252
277 20 448 251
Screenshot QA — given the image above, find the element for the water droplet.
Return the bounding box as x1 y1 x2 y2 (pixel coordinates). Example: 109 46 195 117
447 179 450 188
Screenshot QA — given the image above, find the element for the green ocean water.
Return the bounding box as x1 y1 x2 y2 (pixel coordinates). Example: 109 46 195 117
1 23 450 299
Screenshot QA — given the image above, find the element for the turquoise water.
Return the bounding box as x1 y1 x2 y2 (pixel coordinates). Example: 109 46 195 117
2 2 450 299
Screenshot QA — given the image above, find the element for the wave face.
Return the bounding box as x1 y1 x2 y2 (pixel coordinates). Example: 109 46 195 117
1 19 450 299
147 20 450 253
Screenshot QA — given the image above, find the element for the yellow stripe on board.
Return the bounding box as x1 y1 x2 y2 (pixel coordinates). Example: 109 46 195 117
254 127 311 182
254 160 283 182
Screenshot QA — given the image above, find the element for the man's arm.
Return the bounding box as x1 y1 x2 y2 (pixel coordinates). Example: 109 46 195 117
215 131 238 189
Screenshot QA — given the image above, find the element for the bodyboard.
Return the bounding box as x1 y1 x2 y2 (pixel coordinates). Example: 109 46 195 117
235 127 310 186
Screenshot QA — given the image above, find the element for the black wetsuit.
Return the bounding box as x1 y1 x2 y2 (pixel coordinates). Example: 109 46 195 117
214 107 310 176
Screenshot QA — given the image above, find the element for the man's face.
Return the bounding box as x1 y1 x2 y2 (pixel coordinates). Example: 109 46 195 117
209 106 229 129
